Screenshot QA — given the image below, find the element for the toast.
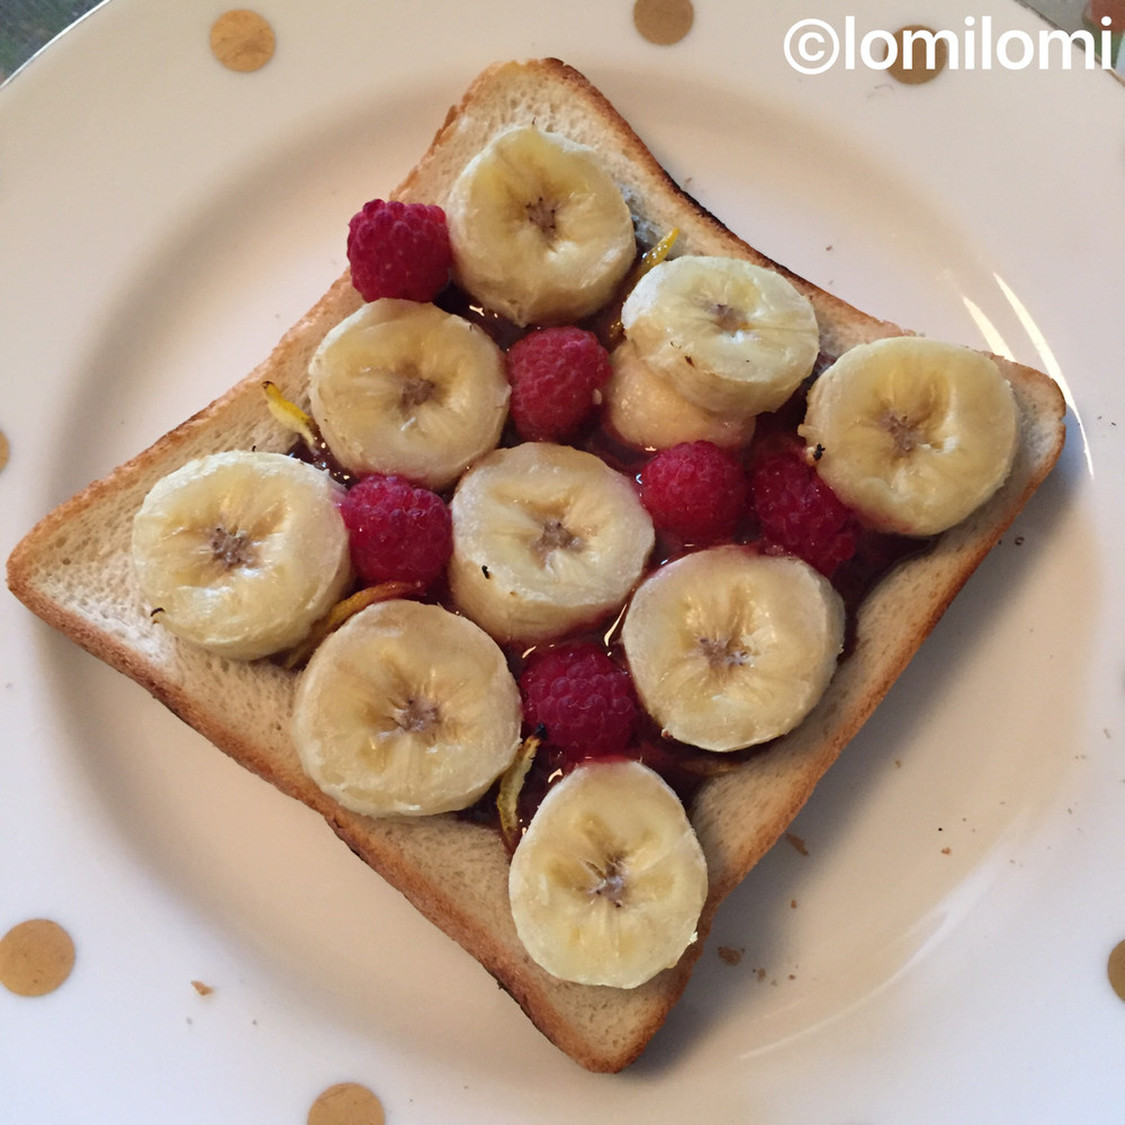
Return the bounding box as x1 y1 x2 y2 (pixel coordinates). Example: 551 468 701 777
6 58 1066 1072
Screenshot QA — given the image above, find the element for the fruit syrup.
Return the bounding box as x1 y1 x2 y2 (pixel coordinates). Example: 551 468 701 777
291 267 933 840
436 282 931 838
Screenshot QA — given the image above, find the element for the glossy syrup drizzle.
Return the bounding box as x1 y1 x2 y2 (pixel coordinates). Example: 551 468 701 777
287 273 931 839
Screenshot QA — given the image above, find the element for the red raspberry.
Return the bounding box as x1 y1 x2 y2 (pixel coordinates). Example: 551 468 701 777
346 199 452 303
505 327 612 441
749 444 859 577
339 474 452 589
519 643 638 758
638 440 749 544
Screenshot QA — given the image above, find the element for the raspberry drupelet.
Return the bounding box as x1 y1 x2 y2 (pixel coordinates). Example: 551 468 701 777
637 440 749 545
505 326 613 442
519 643 639 759
346 199 452 303
749 442 860 578
339 473 453 590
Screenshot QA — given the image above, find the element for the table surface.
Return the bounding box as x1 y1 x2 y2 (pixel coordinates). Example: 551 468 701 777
1 0 97 81
0 0 1102 83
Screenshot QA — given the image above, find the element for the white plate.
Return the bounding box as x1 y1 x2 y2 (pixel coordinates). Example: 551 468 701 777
3 1 1124 1121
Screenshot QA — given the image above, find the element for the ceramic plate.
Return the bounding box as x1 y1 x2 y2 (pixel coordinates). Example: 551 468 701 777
2 0 1124 1120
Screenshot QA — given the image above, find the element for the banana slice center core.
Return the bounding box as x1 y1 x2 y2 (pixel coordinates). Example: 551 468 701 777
587 856 628 908
531 517 583 564
208 525 257 570
882 408 937 457
711 302 753 335
393 696 442 737
399 373 440 413
698 634 753 674
525 196 560 243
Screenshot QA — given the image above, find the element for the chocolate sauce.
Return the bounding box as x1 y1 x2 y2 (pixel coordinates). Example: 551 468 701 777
287 426 357 488
435 234 649 354
435 286 528 351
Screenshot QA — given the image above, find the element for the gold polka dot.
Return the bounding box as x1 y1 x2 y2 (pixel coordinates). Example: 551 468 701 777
1108 940 1125 1002
0 919 75 997
210 10 276 73
882 26 948 85
0 430 9 473
633 0 694 46
307 1083 385 1125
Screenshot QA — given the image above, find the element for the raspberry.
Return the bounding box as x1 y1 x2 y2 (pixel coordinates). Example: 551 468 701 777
519 643 638 758
346 199 452 303
638 440 749 544
505 327 612 441
748 443 859 577
339 474 452 589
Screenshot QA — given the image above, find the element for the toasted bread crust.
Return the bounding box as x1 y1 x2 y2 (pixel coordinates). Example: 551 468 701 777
5 59 1066 1073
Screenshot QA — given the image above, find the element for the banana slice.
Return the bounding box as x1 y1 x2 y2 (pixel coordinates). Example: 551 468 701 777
621 255 820 416
308 298 509 490
621 546 845 752
603 339 757 451
448 442 655 644
508 759 708 989
445 125 636 327
131 450 353 661
292 599 522 817
799 336 1020 536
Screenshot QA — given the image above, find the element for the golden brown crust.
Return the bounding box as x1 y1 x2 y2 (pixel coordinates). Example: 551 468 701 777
5 58 1066 1073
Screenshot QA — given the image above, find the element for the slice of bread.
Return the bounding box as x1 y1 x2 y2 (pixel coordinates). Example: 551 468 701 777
6 58 1066 1072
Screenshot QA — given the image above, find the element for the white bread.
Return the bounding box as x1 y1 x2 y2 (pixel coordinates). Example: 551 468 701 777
5 58 1066 1072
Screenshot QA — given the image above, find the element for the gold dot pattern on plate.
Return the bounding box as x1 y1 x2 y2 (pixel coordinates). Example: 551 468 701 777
307 1083 385 1125
0 919 76 997
1108 940 1125 1002
210 9 276 72
0 430 9 473
633 0 694 46
883 25 948 85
